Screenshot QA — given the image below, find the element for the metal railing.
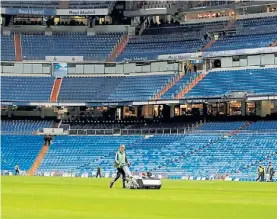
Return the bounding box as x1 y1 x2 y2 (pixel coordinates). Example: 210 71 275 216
68 127 191 136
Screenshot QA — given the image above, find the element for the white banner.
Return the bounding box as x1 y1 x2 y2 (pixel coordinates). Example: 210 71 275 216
43 128 64 135
202 47 277 57
158 47 277 60
56 8 108 16
45 56 83 62
158 52 202 60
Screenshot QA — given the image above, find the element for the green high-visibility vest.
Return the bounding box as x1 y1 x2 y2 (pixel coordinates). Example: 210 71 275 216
114 150 126 168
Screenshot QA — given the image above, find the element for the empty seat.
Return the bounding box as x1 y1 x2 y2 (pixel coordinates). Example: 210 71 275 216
1 76 55 101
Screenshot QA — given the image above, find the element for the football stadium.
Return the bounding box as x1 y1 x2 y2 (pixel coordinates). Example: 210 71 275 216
1 0 277 219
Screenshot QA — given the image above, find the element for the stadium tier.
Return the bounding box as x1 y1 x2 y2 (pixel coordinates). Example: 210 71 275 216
116 34 206 61
160 72 199 99
1 67 277 102
206 33 277 52
58 74 173 102
1 16 277 61
37 134 223 174
185 68 277 98
180 133 277 178
1 120 276 181
1 120 54 134
1 34 15 61
197 121 245 131
21 32 122 61
1 0 111 9
247 121 277 130
236 16 277 35
1 135 45 171
1 76 55 101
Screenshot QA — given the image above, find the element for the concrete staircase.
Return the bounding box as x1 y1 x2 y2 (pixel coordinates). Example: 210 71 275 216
201 39 216 51
154 74 184 100
50 78 63 102
107 34 129 62
175 72 207 99
28 144 49 176
229 121 253 136
14 33 22 61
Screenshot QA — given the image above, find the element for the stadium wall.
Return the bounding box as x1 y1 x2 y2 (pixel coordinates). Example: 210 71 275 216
6 25 130 34
1 61 179 75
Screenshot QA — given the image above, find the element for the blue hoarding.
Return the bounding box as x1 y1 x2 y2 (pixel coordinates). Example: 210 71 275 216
3 8 56 16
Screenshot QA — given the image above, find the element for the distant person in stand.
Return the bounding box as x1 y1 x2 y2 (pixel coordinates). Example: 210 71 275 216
194 64 197 73
184 64 187 74
15 164 20 175
44 135 47 145
266 162 275 182
256 165 265 181
96 166 102 178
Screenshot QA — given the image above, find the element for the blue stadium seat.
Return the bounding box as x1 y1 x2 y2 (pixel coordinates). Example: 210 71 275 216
58 74 173 102
1 120 277 180
1 76 55 101
21 32 122 61
36 131 277 178
247 121 277 130
161 72 199 99
198 122 244 131
1 135 44 171
185 68 277 98
207 33 277 51
1 34 15 61
1 120 54 134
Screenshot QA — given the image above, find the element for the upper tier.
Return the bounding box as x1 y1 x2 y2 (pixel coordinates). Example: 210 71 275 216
1 1 111 9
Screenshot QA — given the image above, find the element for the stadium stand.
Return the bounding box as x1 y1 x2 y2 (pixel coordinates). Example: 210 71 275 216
1 76 55 101
1 34 15 61
246 121 277 130
1 120 54 134
160 72 199 99
35 129 276 179
206 33 277 51
185 68 277 98
180 133 277 178
197 121 244 131
1 1 277 184
1 118 276 182
58 74 173 102
1 17 276 62
1 135 46 171
116 16 277 61
38 136 141 173
21 32 123 61
117 33 206 61
236 16 277 35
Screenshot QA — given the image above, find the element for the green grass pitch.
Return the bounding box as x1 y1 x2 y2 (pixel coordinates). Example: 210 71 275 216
1 176 276 219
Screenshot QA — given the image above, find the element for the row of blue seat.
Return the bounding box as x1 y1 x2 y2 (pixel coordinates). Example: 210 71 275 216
1 76 55 101
2 121 276 178
185 68 277 98
2 67 277 101
1 120 54 134
58 74 173 102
